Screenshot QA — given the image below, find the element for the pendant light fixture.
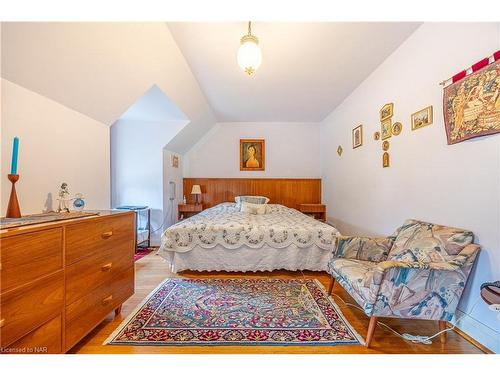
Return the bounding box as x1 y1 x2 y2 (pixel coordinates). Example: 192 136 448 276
237 21 262 75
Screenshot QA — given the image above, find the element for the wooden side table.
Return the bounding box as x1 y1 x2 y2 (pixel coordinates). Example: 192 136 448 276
298 203 326 222
178 203 204 220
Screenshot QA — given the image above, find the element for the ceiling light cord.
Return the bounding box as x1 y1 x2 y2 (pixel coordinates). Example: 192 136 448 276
248 21 252 36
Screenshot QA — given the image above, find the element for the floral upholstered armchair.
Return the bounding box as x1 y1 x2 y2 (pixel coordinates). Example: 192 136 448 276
327 219 480 347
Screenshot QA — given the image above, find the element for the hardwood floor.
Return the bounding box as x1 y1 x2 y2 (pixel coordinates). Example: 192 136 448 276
70 252 484 354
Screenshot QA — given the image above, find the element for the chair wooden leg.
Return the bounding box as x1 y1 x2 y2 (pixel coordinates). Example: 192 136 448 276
114 305 122 316
438 320 447 344
327 276 335 295
365 316 378 348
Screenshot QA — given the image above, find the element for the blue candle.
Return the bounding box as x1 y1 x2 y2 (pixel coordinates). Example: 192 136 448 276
11 137 19 175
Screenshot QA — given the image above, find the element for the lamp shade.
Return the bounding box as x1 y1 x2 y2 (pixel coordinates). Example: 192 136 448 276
191 185 202 195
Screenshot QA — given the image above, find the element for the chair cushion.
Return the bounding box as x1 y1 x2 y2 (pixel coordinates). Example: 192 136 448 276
328 258 380 307
388 219 474 263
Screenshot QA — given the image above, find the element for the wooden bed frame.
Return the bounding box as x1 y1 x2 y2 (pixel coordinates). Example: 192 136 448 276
183 178 321 209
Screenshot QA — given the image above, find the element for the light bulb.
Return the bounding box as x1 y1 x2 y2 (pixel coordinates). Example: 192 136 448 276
237 35 262 75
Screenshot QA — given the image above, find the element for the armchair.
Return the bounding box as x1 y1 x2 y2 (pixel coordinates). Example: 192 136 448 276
327 219 480 347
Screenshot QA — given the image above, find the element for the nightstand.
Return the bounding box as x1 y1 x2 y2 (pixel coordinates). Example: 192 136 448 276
178 203 204 220
298 203 326 222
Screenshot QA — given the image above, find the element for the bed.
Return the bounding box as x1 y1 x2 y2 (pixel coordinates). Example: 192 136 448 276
159 202 340 272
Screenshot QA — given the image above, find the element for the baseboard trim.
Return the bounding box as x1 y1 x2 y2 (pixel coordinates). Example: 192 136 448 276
449 308 499 354
446 322 494 354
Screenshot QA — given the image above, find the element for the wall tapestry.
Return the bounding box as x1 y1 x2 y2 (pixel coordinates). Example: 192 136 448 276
240 139 265 171
443 59 500 144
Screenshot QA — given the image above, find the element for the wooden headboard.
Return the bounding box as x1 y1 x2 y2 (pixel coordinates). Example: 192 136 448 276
183 178 321 209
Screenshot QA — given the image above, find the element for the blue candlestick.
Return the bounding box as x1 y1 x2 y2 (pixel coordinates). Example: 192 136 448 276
11 137 19 175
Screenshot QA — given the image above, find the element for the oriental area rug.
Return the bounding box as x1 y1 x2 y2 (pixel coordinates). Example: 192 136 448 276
105 278 363 346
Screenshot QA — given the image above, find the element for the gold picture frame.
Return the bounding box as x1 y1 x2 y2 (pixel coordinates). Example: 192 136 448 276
352 125 363 149
381 118 392 140
383 152 390 168
240 139 265 171
392 122 403 136
380 103 394 122
411 106 433 130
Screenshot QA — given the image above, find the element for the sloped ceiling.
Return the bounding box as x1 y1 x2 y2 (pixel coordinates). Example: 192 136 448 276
168 22 421 122
1 22 216 154
1 22 421 153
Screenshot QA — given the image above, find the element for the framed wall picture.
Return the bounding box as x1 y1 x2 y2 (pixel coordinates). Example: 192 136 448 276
380 103 394 121
240 139 265 171
171 154 179 168
411 106 433 130
383 152 390 168
381 118 392 140
352 125 363 148
392 122 403 135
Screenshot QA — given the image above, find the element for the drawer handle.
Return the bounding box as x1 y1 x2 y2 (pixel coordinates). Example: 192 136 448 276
102 295 113 306
101 231 113 239
101 263 113 271
0 318 5 328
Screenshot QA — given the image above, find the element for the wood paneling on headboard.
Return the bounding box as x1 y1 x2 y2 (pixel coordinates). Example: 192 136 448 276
183 178 321 209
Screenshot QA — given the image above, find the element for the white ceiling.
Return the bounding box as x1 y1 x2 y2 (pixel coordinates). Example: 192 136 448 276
168 22 421 122
120 85 188 123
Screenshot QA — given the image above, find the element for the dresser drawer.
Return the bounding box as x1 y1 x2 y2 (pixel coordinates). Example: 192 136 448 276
0 228 63 293
65 213 134 264
5 315 62 354
65 267 134 350
66 242 134 304
0 271 64 347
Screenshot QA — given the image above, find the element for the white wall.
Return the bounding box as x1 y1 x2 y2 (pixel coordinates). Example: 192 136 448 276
184 122 321 178
110 119 186 244
1 79 110 214
320 23 500 352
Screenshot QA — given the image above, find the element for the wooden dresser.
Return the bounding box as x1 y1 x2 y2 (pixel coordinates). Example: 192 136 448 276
0 211 135 354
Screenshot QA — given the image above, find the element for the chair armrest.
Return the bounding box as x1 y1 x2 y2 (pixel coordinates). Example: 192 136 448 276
368 247 480 320
375 243 480 272
334 235 393 262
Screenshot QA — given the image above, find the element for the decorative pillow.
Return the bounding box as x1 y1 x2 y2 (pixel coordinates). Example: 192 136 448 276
387 219 474 263
240 202 267 215
235 195 270 206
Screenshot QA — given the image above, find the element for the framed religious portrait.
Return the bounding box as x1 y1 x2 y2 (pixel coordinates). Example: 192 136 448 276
383 152 390 168
381 118 392 140
411 106 433 130
352 125 363 148
240 139 265 171
392 122 403 135
380 103 394 121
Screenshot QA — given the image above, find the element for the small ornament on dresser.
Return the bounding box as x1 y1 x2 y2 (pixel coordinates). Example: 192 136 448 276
57 182 71 213
73 193 85 211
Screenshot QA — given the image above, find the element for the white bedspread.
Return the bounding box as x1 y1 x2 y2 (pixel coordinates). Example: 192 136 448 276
160 203 339 252
159 203 340 272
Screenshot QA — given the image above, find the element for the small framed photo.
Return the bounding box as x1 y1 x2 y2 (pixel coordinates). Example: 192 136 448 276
383 152 390 168
171 154 179 168
380 103 394 122
240 139 265 171
392 122 403 136
381 118 392 140
411 106 433 130
352 125 363 149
